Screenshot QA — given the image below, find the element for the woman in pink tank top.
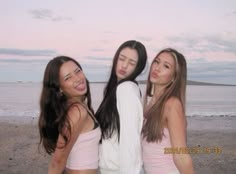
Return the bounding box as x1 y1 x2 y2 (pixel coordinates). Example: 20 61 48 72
38 56 101 174
142 48 194 174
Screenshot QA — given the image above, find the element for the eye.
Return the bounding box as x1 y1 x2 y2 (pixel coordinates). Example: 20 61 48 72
164 64 170 69
64 76 71 81
153 59 159 64
75 68 81 74
118 56 125 61
129 61 136 66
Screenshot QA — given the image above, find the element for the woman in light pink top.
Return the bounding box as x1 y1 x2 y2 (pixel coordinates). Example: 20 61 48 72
142 48 194 174
38 56 101 174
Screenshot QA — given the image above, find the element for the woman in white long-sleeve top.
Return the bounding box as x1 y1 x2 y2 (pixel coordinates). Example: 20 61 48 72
95 40 147 174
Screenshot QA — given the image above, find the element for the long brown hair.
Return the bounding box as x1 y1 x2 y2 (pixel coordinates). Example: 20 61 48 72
142 48 187 142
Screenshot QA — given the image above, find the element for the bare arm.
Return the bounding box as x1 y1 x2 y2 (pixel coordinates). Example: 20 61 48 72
165 97 194 174
48 104 87 174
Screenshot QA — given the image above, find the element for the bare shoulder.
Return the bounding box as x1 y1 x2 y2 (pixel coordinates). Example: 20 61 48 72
67 103 88 125
164 97 184 121
165 97 183 111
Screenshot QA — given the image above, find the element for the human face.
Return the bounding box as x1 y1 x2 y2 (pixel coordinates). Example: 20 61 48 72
116 47 138 81
59 61 87 101
150 52 176 86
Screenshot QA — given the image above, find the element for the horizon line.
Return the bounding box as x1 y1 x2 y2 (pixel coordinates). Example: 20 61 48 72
0 80 235 86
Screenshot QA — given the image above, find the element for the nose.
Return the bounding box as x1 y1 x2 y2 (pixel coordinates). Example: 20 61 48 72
72 72 81 81
154 64 160 71
121 60 129 69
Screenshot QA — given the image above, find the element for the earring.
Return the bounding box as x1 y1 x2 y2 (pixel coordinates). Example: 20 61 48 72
150 84 155 96
59 89 64 97
167 79 174 87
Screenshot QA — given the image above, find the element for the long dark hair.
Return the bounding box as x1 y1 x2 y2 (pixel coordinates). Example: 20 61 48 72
95 40 147 141
142 48 187 142
38 56 93 154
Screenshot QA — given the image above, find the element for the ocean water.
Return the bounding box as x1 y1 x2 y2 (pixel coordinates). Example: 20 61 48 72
0 82 235 117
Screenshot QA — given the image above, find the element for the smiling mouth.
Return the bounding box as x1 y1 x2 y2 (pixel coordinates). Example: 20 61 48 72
75 80 86 91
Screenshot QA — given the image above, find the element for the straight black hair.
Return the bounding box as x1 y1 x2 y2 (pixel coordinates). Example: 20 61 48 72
95 40 147 141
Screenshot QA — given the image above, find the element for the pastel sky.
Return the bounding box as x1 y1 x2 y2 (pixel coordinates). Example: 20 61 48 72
0 0 236 84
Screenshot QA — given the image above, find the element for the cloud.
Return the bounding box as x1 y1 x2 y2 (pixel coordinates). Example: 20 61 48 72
78 56 112 67
82 63 110 70
0 48 57 56
204 35 236 53
29 9 52 19
188 59 236 84
0 58 49 63
167 34 236 55
29 9 72 22
84 56 111 61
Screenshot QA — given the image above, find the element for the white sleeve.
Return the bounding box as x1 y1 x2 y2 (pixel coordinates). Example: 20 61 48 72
116 81 143 174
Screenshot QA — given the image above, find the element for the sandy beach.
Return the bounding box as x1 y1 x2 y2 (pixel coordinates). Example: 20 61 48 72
0 116 235 174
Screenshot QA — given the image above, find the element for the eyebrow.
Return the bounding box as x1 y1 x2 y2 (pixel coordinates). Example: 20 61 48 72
63 73 71 80
156 57 173 66
63 67 80 79
164 61 172 66
74 67 80 72
119 54 137 63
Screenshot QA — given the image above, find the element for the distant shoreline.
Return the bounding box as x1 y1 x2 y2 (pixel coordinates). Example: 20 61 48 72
186 80 236 86
0 80 236 86
91 80 236 86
